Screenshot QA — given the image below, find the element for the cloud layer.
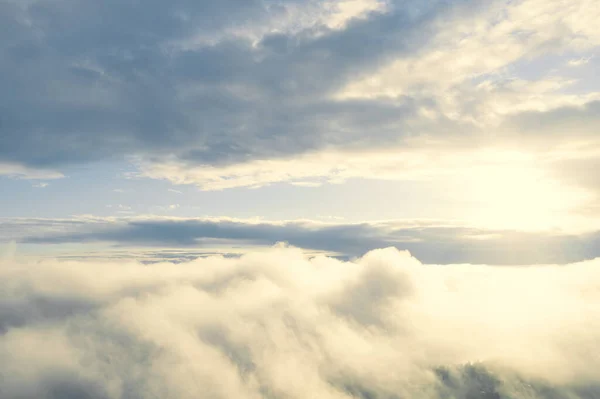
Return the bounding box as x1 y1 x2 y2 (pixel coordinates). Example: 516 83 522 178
1 246 599 398
2 0 599 190
6 216 600 265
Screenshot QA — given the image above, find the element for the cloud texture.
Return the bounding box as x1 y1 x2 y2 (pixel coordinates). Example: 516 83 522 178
2 0 600 189
1 246 599 398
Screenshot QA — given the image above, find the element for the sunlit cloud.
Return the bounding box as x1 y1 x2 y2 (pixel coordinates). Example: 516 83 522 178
136 143 598 232
1 247 599 398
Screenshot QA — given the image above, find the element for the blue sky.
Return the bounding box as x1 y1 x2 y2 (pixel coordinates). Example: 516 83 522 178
2 0 600 264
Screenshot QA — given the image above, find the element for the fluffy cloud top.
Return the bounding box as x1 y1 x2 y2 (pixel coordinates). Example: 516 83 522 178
1 246 599 398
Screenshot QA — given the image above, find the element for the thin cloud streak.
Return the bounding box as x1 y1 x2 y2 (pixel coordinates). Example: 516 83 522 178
6 216 600 265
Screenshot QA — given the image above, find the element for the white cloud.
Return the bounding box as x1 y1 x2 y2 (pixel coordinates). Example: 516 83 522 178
32 182 49 188
337 0 600 99
0 163 64 180
171 0 387 50
137 143 598 232
0 246 599 398
323 0 388 29
568 56 594 67
290 181 323 187
106 204 134 214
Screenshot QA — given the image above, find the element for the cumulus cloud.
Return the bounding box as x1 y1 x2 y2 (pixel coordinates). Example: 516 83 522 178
1 246 599 398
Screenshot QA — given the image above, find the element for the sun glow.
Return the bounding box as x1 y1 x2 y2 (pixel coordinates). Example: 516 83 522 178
456 159 593 232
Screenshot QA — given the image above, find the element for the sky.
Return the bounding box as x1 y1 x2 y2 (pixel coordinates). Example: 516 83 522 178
1 0 600 264
2 0 600 397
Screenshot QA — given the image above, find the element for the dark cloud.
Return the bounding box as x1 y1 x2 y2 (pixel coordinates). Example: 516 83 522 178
8 216 600 264
0 0 483 171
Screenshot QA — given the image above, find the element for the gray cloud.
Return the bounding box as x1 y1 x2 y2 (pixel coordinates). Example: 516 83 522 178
1 0 520 179
7 216 600 264
502 100 600 144
0 0 463 169
1 247 599 398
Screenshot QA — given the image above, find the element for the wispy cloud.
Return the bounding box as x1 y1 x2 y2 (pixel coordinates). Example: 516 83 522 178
0 163 64 180
290 181 323 188
568 55 594 67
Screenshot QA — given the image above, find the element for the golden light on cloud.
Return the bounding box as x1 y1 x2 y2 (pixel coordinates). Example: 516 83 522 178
136 144 598 233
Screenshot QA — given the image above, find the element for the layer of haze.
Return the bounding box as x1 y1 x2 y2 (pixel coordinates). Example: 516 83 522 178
1 246 599 398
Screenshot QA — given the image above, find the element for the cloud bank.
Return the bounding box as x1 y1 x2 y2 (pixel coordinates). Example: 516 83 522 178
7 216 600 265
1 246 599 398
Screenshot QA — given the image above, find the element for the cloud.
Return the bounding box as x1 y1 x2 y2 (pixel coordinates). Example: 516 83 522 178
338 0 600 98
568 56 593 67
290 181 323 187
0 0 452 170
0 163 64 180
106 205 133 214
3 0 598 191
7 216 600 265
136 142 600 231
1 246 599 398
